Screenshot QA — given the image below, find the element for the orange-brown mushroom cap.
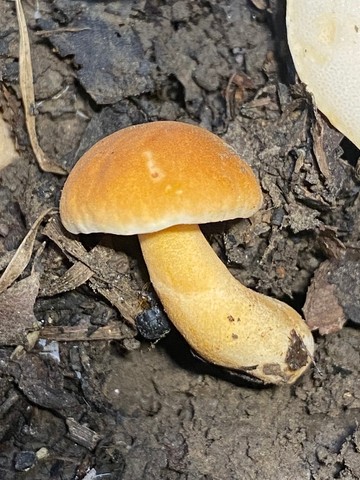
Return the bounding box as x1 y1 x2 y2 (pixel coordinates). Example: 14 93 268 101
60 121 263 235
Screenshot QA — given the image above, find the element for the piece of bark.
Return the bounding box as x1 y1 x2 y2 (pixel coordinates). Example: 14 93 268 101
66 417 101 451
16 352 80 413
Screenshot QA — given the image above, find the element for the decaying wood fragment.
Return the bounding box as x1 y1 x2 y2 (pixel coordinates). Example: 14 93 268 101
66 417 101 450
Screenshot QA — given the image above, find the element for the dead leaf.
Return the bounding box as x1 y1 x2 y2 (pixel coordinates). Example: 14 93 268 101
0 273 40 346
0 208 54 294
15 0 66 175
249 0 268 10
0 113 19 171
40 261 94 297
317 225 345 259
303 260 346 334
43 216 140 326
311 108 331 179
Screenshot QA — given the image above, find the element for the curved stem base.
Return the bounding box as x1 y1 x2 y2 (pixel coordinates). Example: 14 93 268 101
139 224 314 384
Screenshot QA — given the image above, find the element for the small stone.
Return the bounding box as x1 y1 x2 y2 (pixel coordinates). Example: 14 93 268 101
14 451 36 471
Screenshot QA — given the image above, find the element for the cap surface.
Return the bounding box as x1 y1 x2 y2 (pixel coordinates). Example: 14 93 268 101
286 0 360 149
60 121 263 235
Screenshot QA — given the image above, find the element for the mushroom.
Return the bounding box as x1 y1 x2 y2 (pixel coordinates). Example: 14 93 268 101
286 0 360 148
60 121 314 384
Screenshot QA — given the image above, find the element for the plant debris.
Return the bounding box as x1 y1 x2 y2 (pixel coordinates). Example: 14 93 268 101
15 0 66 175
304 248 360 333
0 208 53 294
303 259 347 335
66 417 101 451
0 273 40 346
42 216 141 326
0 113 19 171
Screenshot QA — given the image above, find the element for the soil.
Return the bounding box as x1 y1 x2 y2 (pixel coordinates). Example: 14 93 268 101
0 0 359 479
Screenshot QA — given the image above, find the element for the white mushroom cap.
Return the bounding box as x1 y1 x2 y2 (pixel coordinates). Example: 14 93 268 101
286 0 360 148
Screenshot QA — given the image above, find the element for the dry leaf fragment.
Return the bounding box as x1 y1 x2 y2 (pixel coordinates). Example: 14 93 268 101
304 248 360 334
303 260 346 335
317 225 345 260
15 0 66 175
0 273 40 346
0 113 19 171
0 208 54 294
40 261 94 297
249 0 268 10
43 216 140 326
311 108 331 179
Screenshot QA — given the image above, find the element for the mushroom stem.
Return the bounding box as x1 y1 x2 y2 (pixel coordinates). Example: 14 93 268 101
139 224 314 384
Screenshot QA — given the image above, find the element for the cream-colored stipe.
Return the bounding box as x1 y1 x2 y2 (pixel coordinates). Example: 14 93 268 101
139 225 314 384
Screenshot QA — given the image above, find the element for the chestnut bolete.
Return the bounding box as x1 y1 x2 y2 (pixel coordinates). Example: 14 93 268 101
60 121 314 384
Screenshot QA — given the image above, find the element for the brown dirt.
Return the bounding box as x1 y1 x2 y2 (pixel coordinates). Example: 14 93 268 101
0 0 359 479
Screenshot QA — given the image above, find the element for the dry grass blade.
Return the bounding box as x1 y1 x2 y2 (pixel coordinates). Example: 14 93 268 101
40 321 134 342
35 27 90 37
0 208 54 294
15 0 66 175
